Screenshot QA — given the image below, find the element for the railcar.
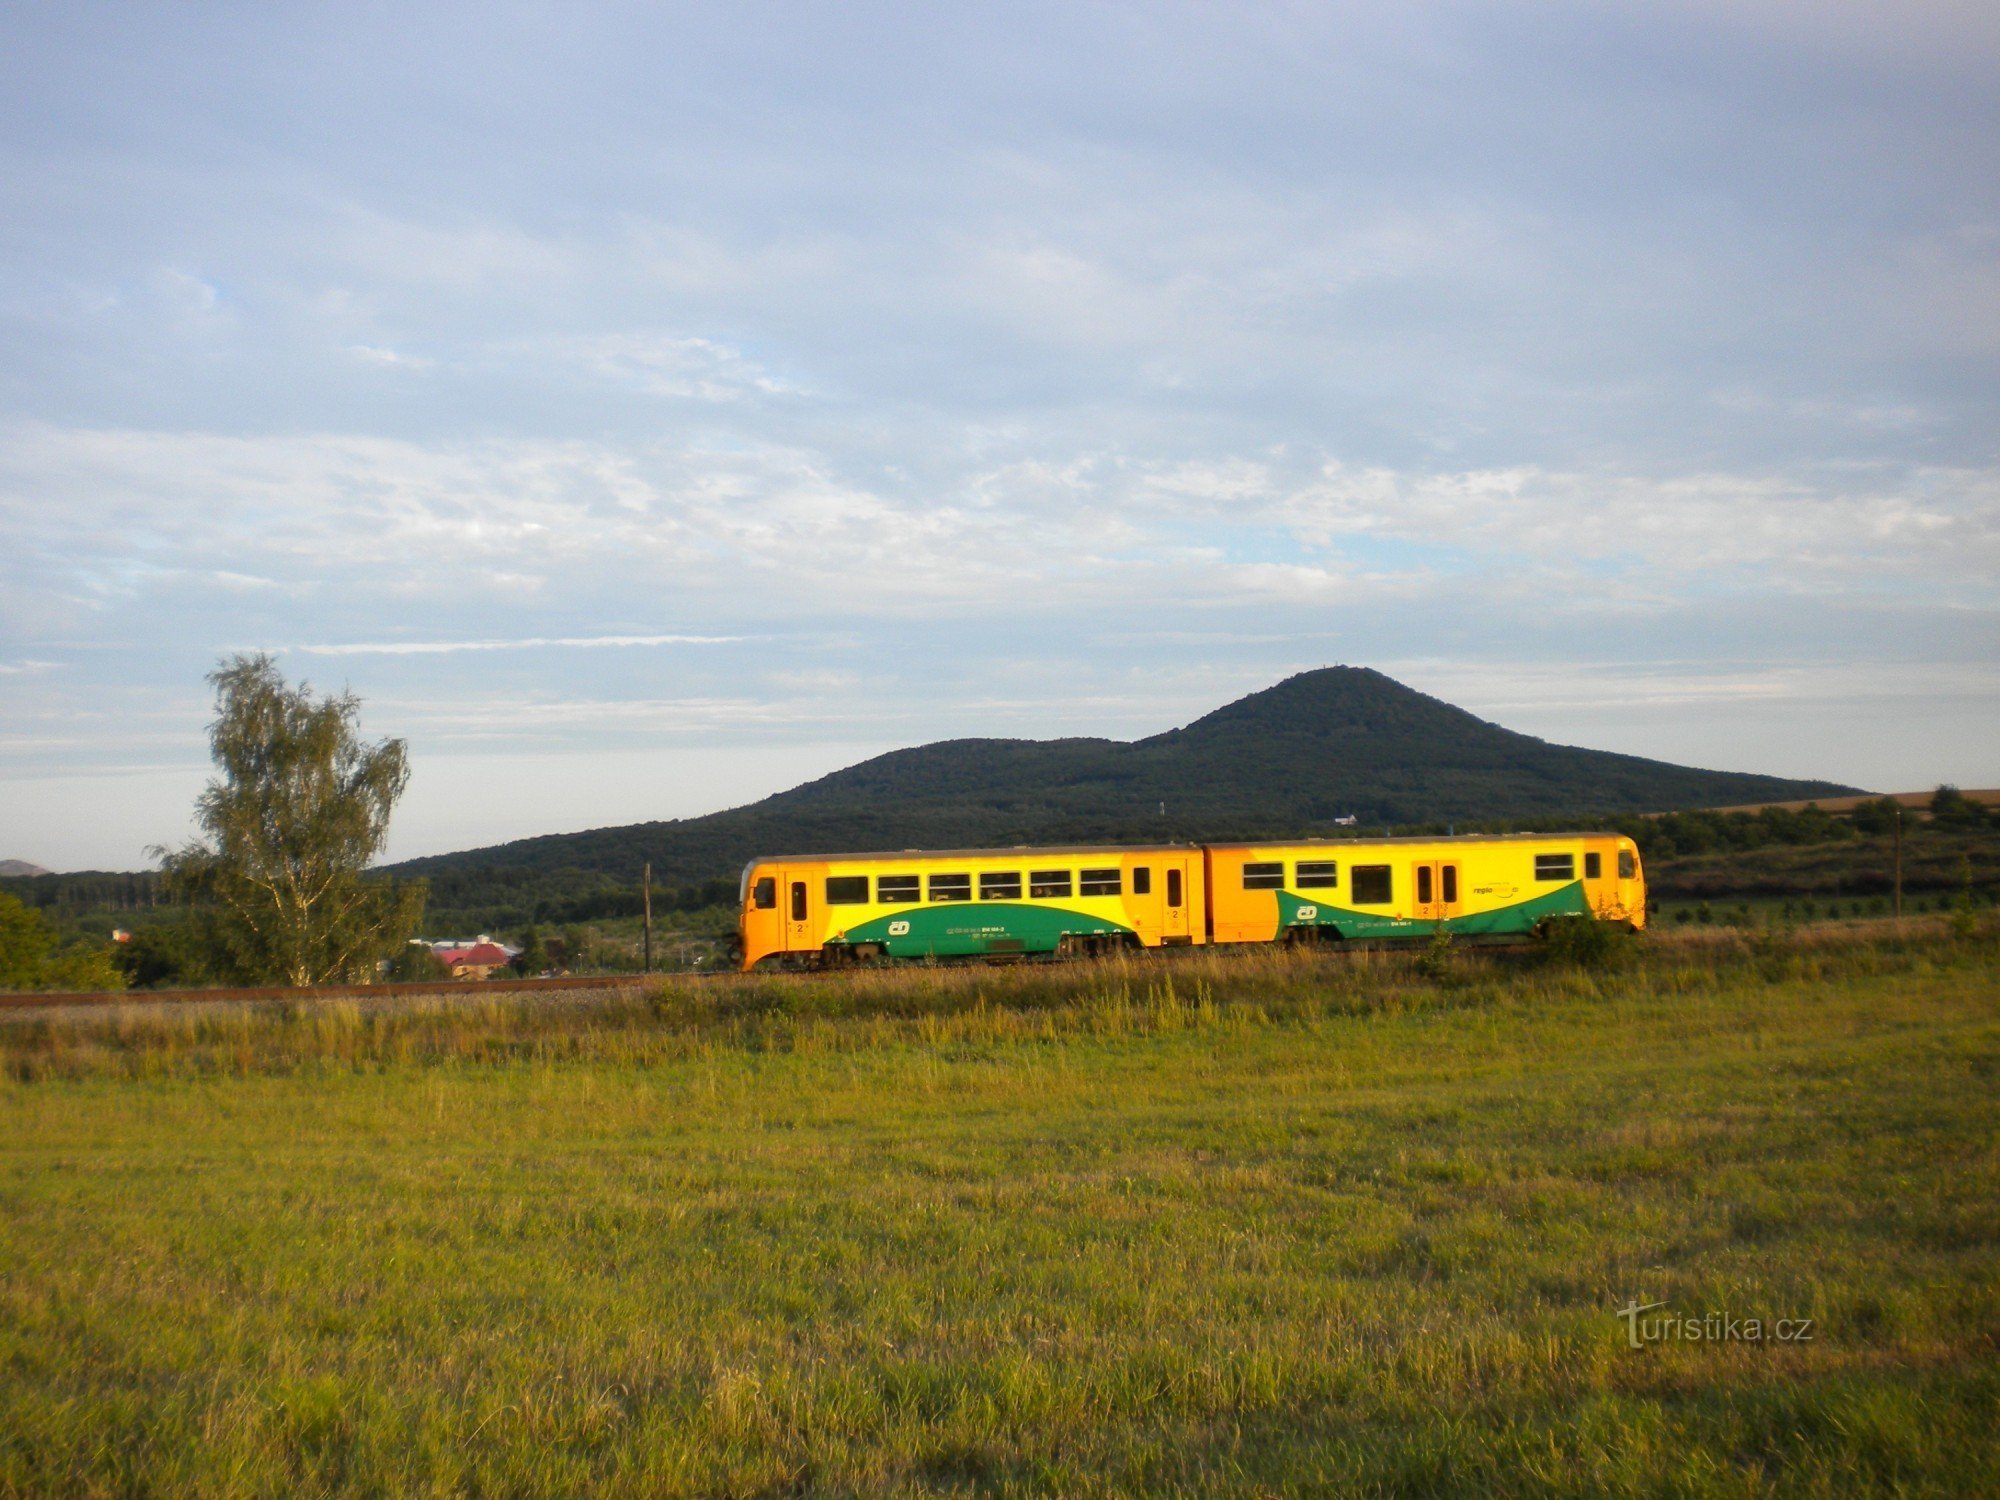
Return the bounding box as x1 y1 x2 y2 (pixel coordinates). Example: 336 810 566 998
737 832 1643 971
738 845 1204 969
1205 832 1644 944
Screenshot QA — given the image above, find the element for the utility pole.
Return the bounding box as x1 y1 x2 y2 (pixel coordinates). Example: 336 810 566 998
640 864 656 980
1892 806 1903 920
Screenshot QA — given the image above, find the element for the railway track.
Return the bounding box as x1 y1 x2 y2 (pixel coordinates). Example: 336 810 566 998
0 971 702 1013
0 936 1550 1013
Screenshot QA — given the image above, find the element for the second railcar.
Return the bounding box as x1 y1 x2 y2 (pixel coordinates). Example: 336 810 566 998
1206 832 1644 943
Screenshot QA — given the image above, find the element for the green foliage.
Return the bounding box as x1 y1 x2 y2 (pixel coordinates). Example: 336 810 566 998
1414 922 1459 982
108 921 222 990
0 892 125 992
512 924 549 977
1648 820 1997 906
0 891 53 989
384 943 451 982
154 655 427 986
1535 913 1631 969
0 870 164 919
411 867 735 937
1850 796 1907 835
1930 784 1991 829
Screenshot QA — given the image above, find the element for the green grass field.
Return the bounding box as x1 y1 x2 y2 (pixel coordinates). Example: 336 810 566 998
2 927 1996 1496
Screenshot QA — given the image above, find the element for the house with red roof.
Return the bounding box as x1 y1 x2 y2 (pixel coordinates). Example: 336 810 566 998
429 940 515 980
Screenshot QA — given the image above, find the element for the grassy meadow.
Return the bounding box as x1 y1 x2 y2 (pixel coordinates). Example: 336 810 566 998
1 925 1996 1496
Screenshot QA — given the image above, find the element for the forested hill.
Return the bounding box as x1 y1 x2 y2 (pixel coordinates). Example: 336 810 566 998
391 667 1858 886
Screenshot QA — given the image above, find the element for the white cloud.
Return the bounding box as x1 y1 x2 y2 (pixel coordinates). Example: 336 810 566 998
4 425 1996 635
521 332 798 400
289 633 747 656
347 343 433 369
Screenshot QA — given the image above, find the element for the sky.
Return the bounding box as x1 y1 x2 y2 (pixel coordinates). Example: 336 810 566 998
3 1 1997 871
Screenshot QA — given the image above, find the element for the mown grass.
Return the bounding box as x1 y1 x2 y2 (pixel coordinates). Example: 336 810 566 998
1 926 1996 1496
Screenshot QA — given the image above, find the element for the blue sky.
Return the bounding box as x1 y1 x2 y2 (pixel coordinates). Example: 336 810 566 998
4 1 1997 869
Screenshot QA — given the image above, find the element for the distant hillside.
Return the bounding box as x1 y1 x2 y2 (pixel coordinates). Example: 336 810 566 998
394 667 1858 886
0 859 52 878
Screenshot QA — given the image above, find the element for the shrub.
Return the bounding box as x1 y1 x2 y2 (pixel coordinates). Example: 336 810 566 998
1415 924 1458 983
0 893 126 993
1537 915 1631 970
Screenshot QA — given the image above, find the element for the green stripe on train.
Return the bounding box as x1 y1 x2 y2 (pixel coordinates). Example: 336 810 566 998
835 902 1137 959
1274 880 1593 939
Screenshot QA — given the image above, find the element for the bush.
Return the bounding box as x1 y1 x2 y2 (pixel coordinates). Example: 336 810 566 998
1415 924 1459 982
110 924 221 990
1537 915 1631 970
0 893 126 993
385 943 451 982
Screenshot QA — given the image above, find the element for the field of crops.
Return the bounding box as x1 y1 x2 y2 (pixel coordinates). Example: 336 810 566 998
2 925 1996 1495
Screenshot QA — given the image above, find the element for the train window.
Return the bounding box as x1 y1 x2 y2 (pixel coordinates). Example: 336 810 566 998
929 873 972 902
1296 860 1338 888
1167 868 1182 907
753 877 776 910
825 876 869 905
1442 865 1457 903
790 882 807 922
878 874 920 904
1351 865 1392 904
1242 861 1284 890
980 871 1023 901
1534 853 1576 882
1584 852 1601 879
1030 870 1072 898
1619 849 1637 880
1080 868 1122 896
1132 867 1151 895
1416 866 1433 905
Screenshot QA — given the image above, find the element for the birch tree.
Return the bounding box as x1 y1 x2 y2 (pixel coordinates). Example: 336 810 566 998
158 655 425 986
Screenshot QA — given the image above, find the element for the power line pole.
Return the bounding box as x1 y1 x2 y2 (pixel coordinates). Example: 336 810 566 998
643 862 654 973
1892 806 1903 920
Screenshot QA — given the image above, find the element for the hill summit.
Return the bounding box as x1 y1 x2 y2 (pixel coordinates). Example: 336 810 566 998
397 666 1858 885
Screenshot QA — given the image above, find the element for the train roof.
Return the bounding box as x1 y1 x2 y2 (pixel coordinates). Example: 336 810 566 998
745 831 1629 866
1210 831 1629 848
746 843 1196 865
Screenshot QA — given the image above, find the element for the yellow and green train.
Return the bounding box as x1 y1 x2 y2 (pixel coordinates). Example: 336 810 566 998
738 832 1645 970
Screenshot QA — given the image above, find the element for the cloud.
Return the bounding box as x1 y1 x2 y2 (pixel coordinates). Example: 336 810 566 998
347 343 433 369
521 332 799 400
288 633 748 656
4 424 1996 631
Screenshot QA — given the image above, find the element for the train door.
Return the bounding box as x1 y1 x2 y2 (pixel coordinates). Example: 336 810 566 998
1128 861 1160 947
741 865 782 968
782 868 815 954
1414 860 1462 925
1161 856 1193 944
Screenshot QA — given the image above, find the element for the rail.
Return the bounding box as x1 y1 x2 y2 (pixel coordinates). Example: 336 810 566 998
0 971 696 1012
